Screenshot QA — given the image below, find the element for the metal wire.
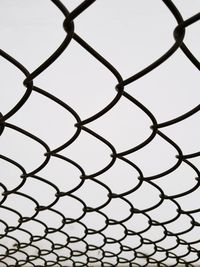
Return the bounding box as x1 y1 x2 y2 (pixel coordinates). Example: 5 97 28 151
0 0 200 266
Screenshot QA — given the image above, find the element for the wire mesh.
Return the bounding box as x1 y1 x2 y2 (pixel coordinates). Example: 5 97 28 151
0 0 200 266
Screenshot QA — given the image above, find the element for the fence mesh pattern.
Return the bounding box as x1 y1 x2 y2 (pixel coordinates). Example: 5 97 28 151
0 0 200 266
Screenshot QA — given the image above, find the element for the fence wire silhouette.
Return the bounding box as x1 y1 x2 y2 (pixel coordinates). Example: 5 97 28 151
0 0 200 266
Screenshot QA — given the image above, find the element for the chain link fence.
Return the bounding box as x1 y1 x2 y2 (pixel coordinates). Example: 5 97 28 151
0 0 200 266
